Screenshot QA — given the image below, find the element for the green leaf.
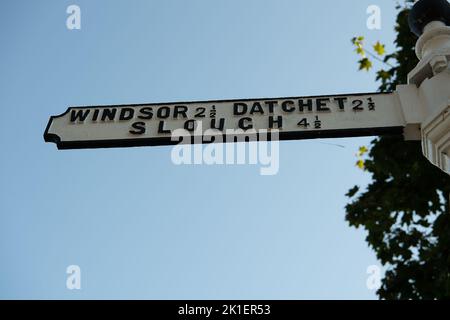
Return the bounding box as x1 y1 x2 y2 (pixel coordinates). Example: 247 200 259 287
346 185 360 198
376 70 392 81
347 5 450 300
356 46 365 56
358 58 373 71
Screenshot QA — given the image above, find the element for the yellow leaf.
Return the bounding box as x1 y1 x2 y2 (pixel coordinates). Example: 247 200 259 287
373 41 385 56
358 146 368 156
356 46 365 56
356 159 365 170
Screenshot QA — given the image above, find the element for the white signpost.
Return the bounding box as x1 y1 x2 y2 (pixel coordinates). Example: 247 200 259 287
44 0 450 175
44 93 405 149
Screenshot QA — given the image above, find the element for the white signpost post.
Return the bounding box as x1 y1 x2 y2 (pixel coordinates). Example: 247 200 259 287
44 0 450 175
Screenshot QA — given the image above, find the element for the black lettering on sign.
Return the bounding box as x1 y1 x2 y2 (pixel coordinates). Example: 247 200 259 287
265 101 277 114
92 109 100 121
316 98 331 112
281 100 295 113
70 109 90 122
367 97 376 111
194 107 206 118
314 116 322 129
238 117 253 130
158 121 171 134
209 105 217 118
119 108 134 121
101 108 117 121
352 99 363 111
234 103 247 115
138 107 153 120
174 106 188 119
211 118 225 131
334 97 347 111
269 116 282 129
184 119 196 132
250 102 264 115
157 106 170 119
129 122 146 135
297 118 310 128
298 99 313 112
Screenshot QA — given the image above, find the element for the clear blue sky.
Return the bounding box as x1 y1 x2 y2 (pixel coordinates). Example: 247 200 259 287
0 0 400 299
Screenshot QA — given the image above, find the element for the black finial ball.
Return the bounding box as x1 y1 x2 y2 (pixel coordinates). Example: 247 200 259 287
408 0 450 36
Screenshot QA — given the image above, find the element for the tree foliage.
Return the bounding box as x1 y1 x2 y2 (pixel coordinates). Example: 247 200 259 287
346 1 450 299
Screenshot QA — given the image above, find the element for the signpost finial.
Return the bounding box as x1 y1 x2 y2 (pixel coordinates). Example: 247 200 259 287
408 0 450 36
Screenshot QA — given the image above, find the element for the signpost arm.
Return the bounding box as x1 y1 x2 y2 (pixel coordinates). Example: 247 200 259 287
42 0 450 176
